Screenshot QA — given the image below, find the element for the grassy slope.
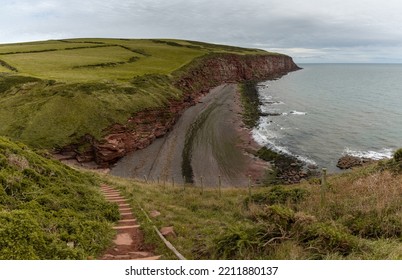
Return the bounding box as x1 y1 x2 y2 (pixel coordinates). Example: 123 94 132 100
0 136 119 259
100 157 402 260
0 38 268 148
1 136 400 260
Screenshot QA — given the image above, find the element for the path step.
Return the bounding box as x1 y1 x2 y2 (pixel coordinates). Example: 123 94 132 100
118 203 130 207
104 193 121 197
113 225 140 230
133 255 162 260
102 192 120 196
100 185 159 260
128 251 152 257
120 219 137 223
108 199 127 203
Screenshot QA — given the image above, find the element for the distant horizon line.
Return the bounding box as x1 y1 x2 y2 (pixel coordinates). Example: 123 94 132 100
1 37 400 65
296 62 402 64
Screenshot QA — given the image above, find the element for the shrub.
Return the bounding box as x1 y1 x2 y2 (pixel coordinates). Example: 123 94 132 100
245 186 309 207
394 148 402 162
299 222 362 257
213 225 266 259
342 211 402 239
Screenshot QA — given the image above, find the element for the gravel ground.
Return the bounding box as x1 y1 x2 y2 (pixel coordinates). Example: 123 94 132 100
111 84 268 187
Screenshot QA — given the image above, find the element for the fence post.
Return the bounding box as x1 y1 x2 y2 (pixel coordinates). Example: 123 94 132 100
200 176 204 195
144 175 148 183
172 176 175 188
248 175 252 202
157 176 160 185
183 176 186 191
218 175 222 197
321 168 327 207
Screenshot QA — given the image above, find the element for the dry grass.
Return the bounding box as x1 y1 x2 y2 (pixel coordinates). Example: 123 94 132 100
97 161 402 260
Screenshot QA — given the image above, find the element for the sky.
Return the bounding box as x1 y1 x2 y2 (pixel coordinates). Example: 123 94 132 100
1 0 402 63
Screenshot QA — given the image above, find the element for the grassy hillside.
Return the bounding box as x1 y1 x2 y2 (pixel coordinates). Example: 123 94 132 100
1 135 400 260
0 38 269 149
0 136 119 259
100 153 402 260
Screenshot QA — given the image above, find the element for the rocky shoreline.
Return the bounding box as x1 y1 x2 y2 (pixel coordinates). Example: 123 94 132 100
239 80 320 184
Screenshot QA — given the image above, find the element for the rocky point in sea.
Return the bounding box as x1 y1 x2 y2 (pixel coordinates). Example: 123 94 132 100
336 155 375 170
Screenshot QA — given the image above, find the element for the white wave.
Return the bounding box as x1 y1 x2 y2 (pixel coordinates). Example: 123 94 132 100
251 123 279 146
259 106 281 115
269 143 317 166
259 95 284 105
343 148 394 160
252 127 317 166
289 110 307 115
267 101 285 105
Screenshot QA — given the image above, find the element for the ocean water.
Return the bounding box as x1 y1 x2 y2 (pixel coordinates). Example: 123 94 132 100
252 64 402 172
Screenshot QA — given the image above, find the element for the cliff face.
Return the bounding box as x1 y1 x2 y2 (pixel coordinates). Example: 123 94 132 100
176 53 300 93
64 53 300 166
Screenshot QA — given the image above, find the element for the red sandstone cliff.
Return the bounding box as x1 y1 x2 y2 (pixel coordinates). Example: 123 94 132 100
64 53 300 167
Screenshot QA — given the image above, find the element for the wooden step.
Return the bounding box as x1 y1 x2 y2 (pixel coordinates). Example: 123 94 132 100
113 225 140 230
102 191 120 195
108 199 127 203
119 219 137 223
128 251 152 258
118 203 130 207
104 195 122 199
103 192 121 196
133 255 161 260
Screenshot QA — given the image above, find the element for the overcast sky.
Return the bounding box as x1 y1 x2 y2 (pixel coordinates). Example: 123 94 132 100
1 0 402 63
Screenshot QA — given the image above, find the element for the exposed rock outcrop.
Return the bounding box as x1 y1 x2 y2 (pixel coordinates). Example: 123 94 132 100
337 155 375 169
60 53 300 167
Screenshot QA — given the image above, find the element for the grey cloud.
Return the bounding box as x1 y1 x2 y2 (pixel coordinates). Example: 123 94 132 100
1 0 402 62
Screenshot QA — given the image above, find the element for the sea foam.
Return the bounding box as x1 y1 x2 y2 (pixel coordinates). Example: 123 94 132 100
343 148 394 160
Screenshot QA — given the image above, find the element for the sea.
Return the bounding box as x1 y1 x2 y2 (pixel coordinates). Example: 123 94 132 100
252 63 402 172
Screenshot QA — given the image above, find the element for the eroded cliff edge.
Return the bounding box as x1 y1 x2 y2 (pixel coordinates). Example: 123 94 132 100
60 53 300 167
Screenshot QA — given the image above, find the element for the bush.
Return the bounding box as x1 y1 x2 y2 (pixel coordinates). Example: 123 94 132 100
299 222 362 257
394 148 402 162
342 211 402 239
245 186 309 207
213 225 266 259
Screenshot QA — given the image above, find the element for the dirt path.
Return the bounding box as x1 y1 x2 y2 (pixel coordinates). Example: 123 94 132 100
111 84 268 187
99 185 160 260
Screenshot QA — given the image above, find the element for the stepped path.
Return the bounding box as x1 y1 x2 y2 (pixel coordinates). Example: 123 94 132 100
99 185 160 260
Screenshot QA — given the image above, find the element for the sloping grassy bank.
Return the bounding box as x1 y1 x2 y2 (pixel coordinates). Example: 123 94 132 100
0 39 270 150
0 137 119 259
1 135 400 260
100 151 402 260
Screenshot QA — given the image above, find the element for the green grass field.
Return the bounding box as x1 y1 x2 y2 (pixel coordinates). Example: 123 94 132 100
0 38 266 83
0 38 269 148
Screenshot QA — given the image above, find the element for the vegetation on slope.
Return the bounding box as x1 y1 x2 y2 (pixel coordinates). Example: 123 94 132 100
239 81 262 128
0 137 119 259
100 151 402 260
0 38 269 149
1 134 400 260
